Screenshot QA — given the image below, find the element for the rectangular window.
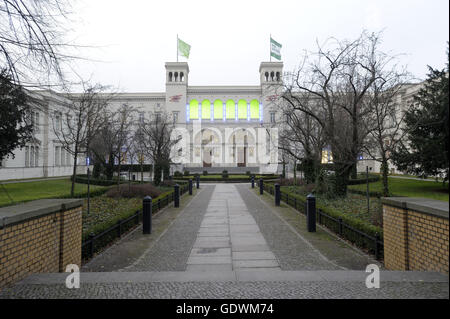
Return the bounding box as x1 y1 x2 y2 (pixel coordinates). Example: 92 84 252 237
34 112 40 133
25 146 30 167
55 146 60 166
155 113 162 122
66 150 70 166
173 111 179 123
30 146 35 167
139 112 145 124
34 147 39 167
61 148 65 166
270 112 276 123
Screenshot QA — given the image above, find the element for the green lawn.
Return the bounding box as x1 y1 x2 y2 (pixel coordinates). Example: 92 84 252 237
0 179 108 207
349 177 448 202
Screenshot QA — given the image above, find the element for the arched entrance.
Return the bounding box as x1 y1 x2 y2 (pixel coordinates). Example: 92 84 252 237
194 129 221 168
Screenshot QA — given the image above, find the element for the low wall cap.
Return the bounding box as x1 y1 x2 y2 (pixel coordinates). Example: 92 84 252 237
381 197 449 220
0 198 84 228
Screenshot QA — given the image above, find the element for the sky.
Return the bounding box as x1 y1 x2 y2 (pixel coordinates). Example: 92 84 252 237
65 0 449 92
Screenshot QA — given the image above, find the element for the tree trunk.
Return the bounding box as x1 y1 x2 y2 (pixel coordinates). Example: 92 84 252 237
381 158 389 197
351 163 358 180
293 160 297 186
334 163 351 197
71 151 78 197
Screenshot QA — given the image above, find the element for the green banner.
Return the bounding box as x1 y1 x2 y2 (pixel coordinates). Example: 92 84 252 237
178 38 191 59
270 37 282 60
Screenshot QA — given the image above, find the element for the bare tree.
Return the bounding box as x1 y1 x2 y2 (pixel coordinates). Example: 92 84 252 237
0 0 75 86
110 103 137 187
363 68 411 196
281 31 396 196
140 111 180 186
279 101 326 183
53 82 112 196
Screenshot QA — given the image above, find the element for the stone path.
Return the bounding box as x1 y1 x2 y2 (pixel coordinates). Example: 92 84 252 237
187 184 280 271
0 183 448 299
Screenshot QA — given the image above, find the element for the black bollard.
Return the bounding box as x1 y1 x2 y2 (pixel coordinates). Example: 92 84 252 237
196 175 200 189
259 178 264 195
143 196 152 234
189 179 193 195
174 184 180 208
306 193 316 232
251 175 255 188
275 183 281 206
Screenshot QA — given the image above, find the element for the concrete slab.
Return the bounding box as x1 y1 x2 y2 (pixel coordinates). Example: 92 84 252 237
232 244 271 252
191 248 232 257
233 260 280 268
187 256 232 265
186 264 233 272
232 251 277 260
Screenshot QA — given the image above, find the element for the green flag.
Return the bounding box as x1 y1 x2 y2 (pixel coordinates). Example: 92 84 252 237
178 38 191 59
270 37 282 60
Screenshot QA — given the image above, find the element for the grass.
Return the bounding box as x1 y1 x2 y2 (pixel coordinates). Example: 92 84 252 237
0 179 108 207
283 185 382 227
349 177 449 202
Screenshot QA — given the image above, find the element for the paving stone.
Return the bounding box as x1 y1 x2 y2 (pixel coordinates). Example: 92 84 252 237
233 259 280 268
233 251 277 260
187 256 232 265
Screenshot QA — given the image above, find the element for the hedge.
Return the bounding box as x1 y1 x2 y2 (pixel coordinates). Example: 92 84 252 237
71 175 129 186
82 190 173 242
347 174 380 185
263 182 383 255
175 175 279 182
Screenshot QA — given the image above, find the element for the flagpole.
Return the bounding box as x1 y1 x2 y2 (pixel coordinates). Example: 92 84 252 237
269 34 272 62
177 34 178 62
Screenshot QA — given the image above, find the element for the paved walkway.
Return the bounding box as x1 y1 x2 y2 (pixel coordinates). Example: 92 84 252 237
0 183 448 299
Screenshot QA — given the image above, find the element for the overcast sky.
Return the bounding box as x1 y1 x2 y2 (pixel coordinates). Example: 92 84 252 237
66 0 449 92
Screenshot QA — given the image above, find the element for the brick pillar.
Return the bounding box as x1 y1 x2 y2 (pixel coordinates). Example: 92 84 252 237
383 204 409 270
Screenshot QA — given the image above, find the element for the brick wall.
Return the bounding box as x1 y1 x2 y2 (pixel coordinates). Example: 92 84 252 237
382 197 449 274
0 199 83 289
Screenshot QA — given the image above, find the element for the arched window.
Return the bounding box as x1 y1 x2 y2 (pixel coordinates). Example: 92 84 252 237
250 99 259 119
213 99 223 119
226 100 235 119
189 99 199 119
238 99 247 119
276 72 280 82
174 72 179 82
201 99 211 120
180 72 184 82
168 72 173 82
265 72 269 82
270 71 274 81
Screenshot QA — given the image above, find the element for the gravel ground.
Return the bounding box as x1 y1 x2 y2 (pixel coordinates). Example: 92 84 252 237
1 281 447 299
123 185 215 271
236 185 341 270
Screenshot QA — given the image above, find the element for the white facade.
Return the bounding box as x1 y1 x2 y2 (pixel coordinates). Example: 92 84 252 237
0 61 284 180
0 90 89 181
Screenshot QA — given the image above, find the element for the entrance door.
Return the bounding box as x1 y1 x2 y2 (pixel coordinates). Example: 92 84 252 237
237 147 246 167
203 148 212 167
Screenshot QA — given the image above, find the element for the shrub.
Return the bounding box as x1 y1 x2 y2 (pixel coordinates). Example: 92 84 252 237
278 178 305 186
203 170 208 176
222 170 229 178
183 170 190 176
160 180 176 187
106 183 162 199
174 171 183 177
246 171 251 175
